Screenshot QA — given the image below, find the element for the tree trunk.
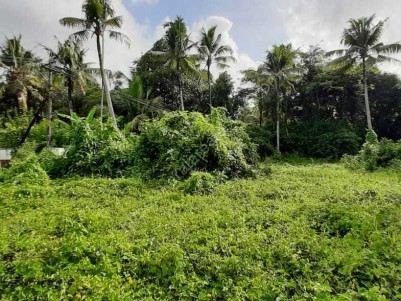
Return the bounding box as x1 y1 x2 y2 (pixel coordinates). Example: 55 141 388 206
177 63 184 111
276 79 281 154
208 63 212 109
100 35 105 121
96 33 117 128
47 67 53 148
17 90 28 112
20 104 45 145
362 58 373 131
67 76 74 116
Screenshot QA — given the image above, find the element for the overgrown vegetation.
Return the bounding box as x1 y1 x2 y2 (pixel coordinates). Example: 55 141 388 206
136 109 257 179
343 130 401 171
1 163 401 300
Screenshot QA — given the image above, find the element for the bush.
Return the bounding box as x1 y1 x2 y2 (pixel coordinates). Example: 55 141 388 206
282 120 361 159
0 112 71 149
343 130 401 171
28 118 71 148
0 111 32 148
181 171 226 195
55 109 136 178
136 108 257 180
0 154 50 186
245 124 274 158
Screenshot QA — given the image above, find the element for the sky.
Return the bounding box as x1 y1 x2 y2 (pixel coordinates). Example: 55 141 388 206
1 0 401 87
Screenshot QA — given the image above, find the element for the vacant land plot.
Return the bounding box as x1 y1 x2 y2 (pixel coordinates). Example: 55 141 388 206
1 163 401 300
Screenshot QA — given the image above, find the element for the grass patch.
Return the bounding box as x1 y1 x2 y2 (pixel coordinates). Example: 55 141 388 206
1 163 401 300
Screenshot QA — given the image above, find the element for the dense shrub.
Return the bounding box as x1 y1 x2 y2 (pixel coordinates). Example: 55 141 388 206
0 111 32 148
344 130 401 171
0 144 50 186
181 171 227 195
54 109 136 177
28 118 71 148
245 124 274 157
136 108 258 179
0 112 71 149
282 120 361 158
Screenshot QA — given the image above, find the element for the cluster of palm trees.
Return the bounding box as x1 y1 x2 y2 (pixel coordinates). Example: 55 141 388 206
151 17 236 111
1 0 400 154
244 14 401 152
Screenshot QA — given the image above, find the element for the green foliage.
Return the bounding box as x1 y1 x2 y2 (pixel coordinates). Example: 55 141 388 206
1 144 49 185
1 163 401 299
136 108 257 179
28 118 71 148
345 131 401 171
57 109 135 177
37 149 69 178
365 130 379 145
181 171 226 195
283 120 361 158
246 124 274 157
0 111 31 148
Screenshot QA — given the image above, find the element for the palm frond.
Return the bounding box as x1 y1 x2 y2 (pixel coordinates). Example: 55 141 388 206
59 17 87 29
107 30 131 47
104 16 123 29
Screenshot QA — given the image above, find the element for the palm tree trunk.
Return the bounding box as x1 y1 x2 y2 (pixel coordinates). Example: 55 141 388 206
100 35 105 122
47 67 53 148
17 90 28 112
362 58 373 131
96 33 117 128
177 64 184 111
67 76 74 116
208 64 212 109
276 79 281 154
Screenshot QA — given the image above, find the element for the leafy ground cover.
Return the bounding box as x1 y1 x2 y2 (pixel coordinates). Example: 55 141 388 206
1 163 401 300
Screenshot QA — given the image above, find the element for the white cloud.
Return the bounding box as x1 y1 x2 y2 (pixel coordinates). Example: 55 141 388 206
0 0 154 77
0 2 256 89
282 0 401 75
191 16 258 89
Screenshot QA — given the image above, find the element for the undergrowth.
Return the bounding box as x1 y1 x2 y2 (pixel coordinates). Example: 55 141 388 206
1 163 401 300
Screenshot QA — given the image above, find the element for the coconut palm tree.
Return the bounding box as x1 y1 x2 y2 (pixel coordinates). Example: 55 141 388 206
153 17 198 111
260 44 302 153
60 0 130 127
0 35 43 111
44 39 92 115
327 15 401 131
197 25 235 108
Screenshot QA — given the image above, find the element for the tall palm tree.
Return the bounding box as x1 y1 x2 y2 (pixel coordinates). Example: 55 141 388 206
260 44 301 153
60 0 130 127
241 68 272 126
197 25 235 108
327 15 401 131
44 39 92 115
0 35 43 111
153 17 198 111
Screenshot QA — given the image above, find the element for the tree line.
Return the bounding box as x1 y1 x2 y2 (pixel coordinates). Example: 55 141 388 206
1 0 401 157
